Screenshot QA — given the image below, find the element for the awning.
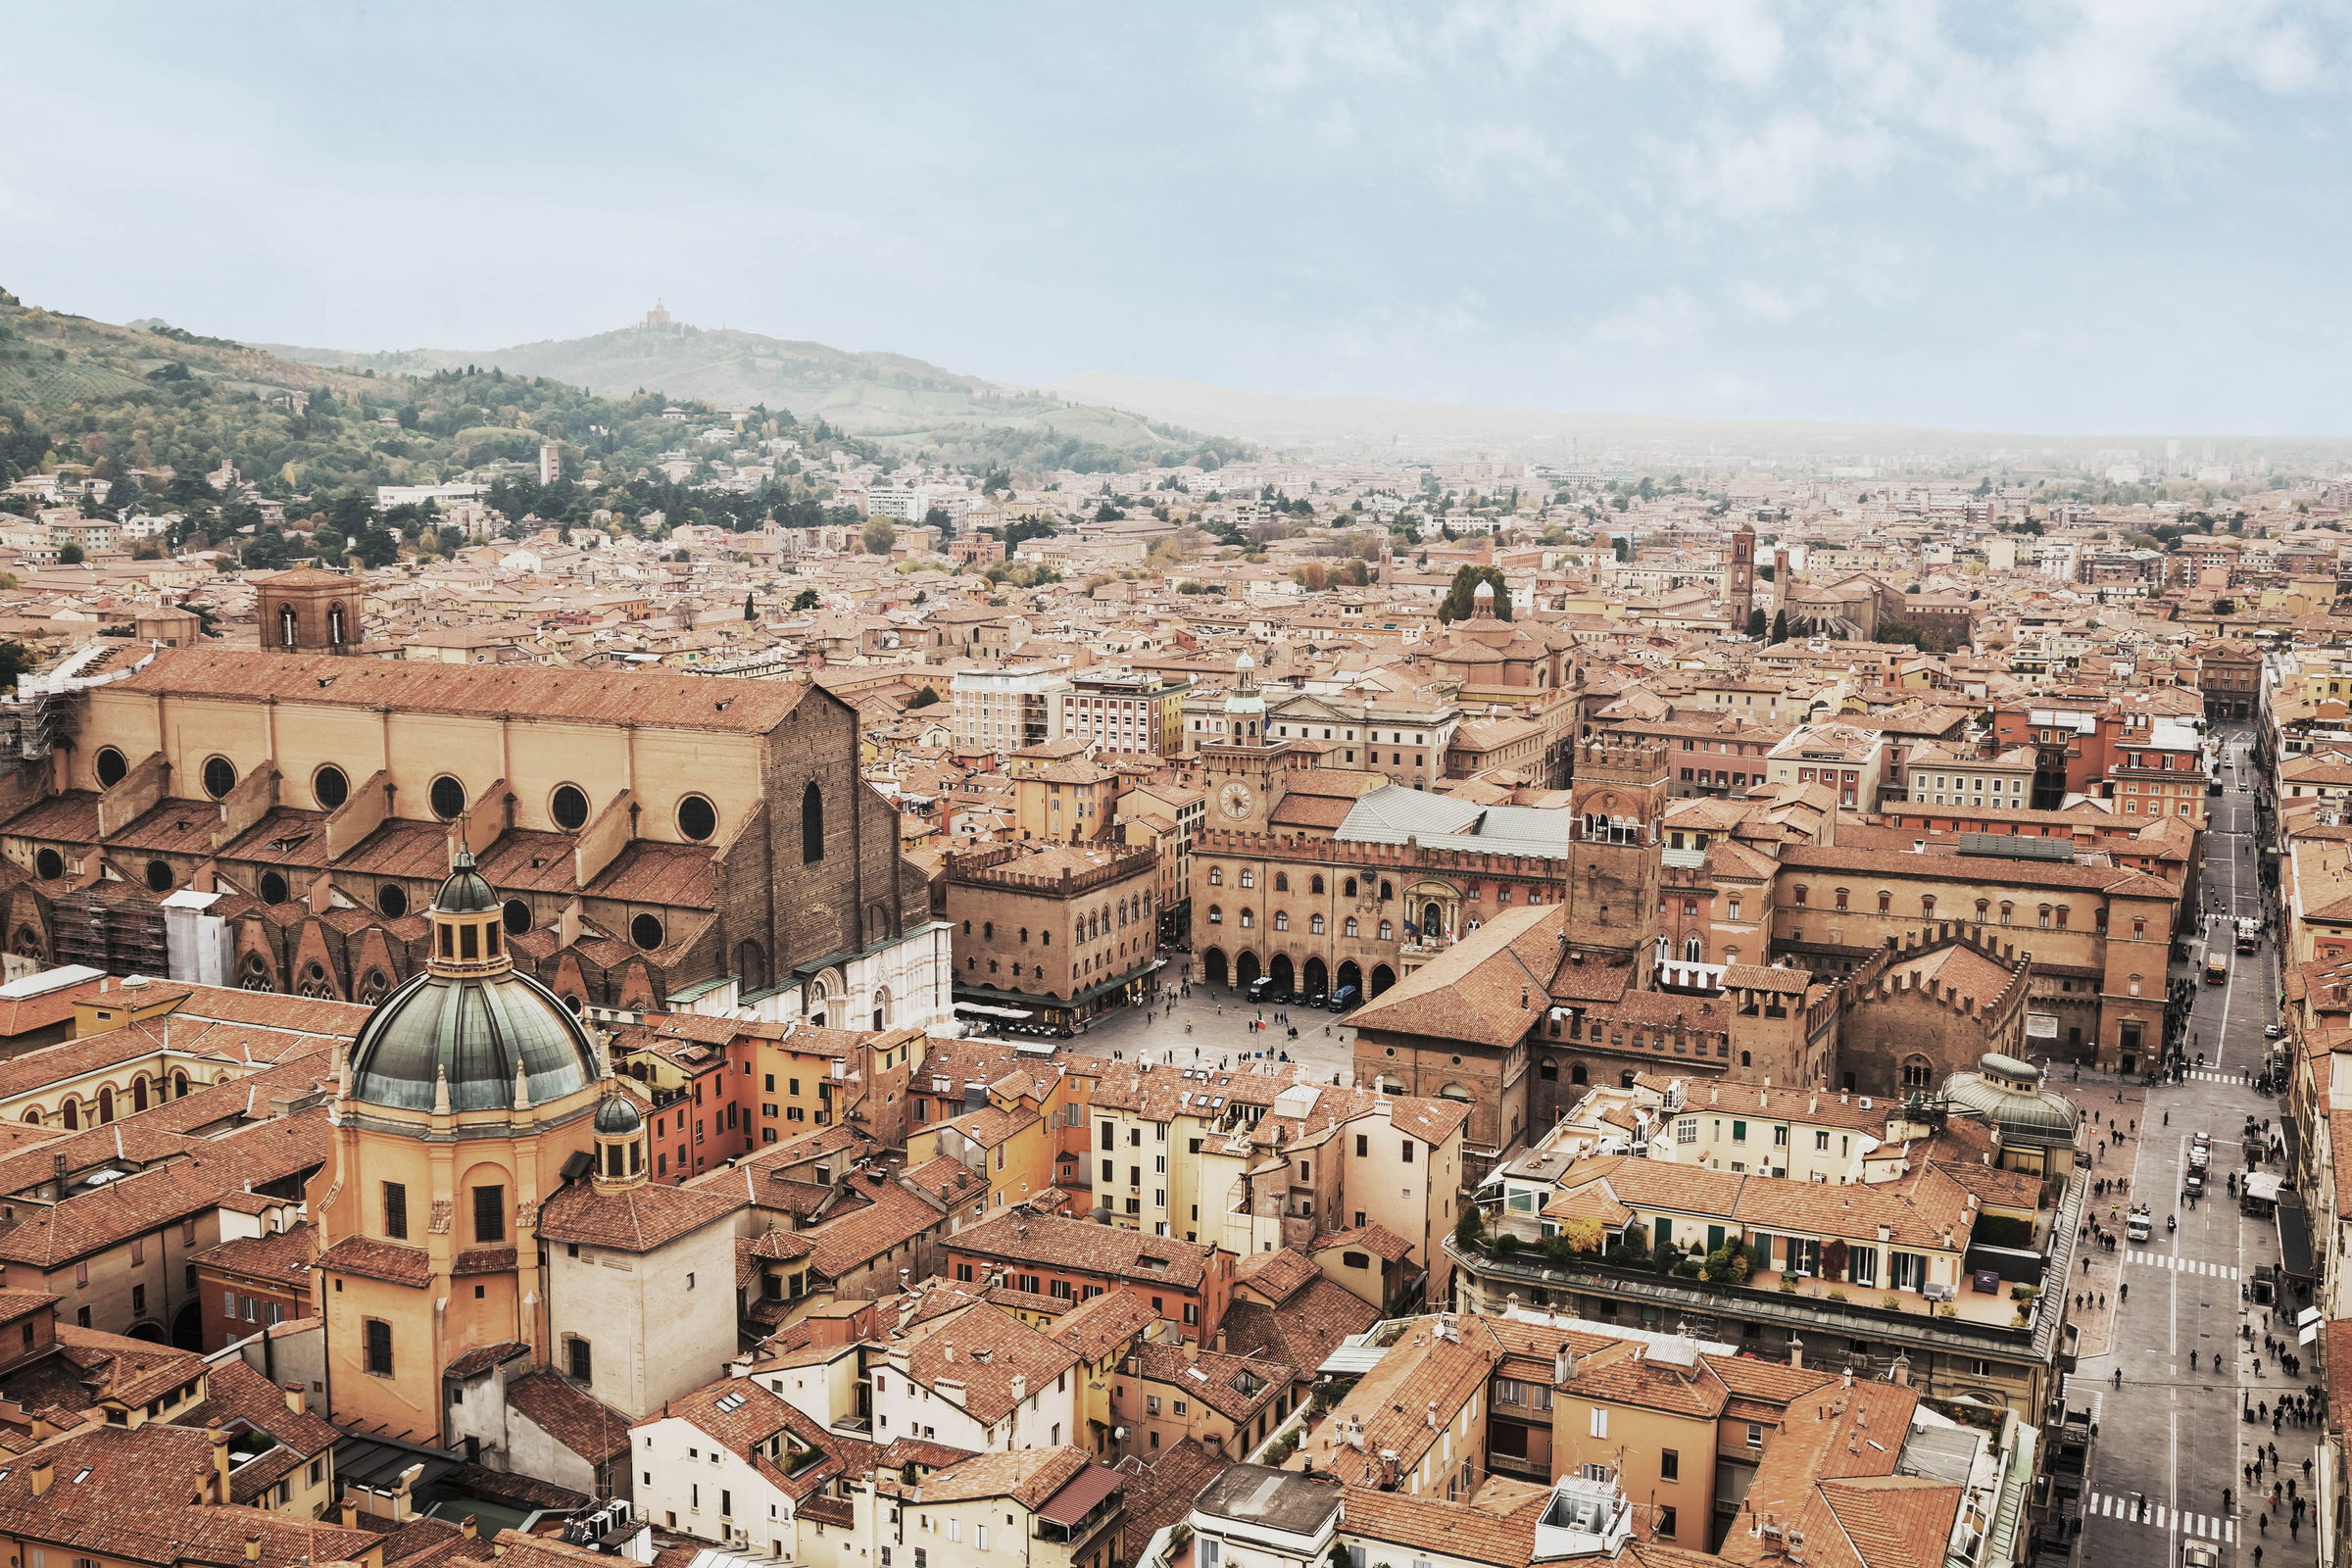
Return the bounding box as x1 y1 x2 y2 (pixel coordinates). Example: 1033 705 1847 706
954 1003 1034 1019
2300 1323 2321 1348
1036 1463 1124 1526
2278 1193 2317 1281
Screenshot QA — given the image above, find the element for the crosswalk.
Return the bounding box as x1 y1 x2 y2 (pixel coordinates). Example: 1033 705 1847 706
2125 1250 2239 1277
2182 1071 2248 1083
2083 1494 2238 1540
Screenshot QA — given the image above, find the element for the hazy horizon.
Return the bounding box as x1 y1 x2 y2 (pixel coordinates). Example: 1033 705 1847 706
5 3 2348 437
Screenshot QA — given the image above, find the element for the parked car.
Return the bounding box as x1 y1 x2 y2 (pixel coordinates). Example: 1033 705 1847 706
2265 1023 2285 1040
1247 978 1292 1005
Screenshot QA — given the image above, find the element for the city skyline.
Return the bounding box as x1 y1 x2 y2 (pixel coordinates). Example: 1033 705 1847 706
1 3 2346 437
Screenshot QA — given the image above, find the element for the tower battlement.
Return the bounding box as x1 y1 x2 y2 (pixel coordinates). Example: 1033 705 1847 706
1574 737 1669 785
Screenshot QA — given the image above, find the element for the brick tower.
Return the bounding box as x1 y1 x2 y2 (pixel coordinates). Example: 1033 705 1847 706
1564 738 1670 987
1729 522 1755 631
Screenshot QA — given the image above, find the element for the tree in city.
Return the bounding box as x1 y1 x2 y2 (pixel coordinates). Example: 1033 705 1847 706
791 588 819 611
743 591 757 621
1747 609 1768 638
1436 564 1510 623
908 687 940 709
861 517 897 554
59 544 83 564
1771 608 1788 642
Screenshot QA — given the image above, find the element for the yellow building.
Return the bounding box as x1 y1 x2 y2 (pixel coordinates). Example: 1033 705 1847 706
310 849 605 1442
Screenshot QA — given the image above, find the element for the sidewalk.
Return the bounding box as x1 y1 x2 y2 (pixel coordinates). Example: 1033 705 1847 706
2057 1075 2147 1359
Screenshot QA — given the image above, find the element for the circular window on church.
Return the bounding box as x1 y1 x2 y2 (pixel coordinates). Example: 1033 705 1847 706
144 859 173 894
428 775 466 821
377 884 409 919
202 757 237 800
504 899 532 936
314 765 350 811
94 748 128 789
550 784 590 832
677 795 717 843
33 849 63 881
259 871 289 906
631 913 665 951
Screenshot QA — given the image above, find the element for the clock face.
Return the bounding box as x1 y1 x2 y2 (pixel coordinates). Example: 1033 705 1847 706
1219 782 1254 820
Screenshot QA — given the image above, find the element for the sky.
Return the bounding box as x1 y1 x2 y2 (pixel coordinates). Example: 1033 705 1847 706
4 1 2349 435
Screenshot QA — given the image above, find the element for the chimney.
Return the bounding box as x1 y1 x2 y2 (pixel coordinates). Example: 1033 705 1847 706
340 1495 359 1530
1554 1345 1575 1385
1426 1400 1439 1431
284 1382 305 1416
1788 1336 1804 1372
944 1341 956 1363
462 1517 479 1541
1214 1328 1227 1353
1011 1374 1027 1405
208 1417 232 1500
30 1458 52 1496
244 1536 263 1563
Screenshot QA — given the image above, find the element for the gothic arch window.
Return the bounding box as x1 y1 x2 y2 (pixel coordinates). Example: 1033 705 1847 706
1684 936 1702 962
240 952 274 993
1344 878 1357 898
297 960 337 1000
1344 917 1358 937
802 781 825 864
1901 1055 1935 1090
1208 906 1222 925
1240 909 1255 928
1378 920 1393 940
1274 872 1289 892
1380 880 1393 900
359 969 392 1005
1274 911 1289 931
11 925 42 960
1310 875 1324 895
1310 914 1324 935
1239 869 1255 888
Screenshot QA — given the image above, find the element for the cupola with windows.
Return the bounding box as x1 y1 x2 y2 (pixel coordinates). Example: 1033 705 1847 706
346 847 600 1113
589 1084 648 1192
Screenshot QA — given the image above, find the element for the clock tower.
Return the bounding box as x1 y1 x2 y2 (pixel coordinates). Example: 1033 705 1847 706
1198 652 1302 833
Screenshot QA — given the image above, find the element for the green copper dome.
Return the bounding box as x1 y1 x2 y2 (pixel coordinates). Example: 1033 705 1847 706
349 968 598 1112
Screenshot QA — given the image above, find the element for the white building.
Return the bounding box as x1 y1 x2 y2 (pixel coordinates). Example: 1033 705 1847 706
867 1300 1084 1452
952 665 1071 755
632 1380 809 1553
376 482 488 510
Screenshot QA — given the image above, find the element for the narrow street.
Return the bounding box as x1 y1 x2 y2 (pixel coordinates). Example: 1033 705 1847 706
2069 726 2319 1568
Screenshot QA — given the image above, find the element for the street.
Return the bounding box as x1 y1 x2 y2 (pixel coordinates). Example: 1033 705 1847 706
2068 726 2318 1568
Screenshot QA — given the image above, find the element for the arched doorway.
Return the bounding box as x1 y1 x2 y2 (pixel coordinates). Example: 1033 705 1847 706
1303 956 1328 996
1269 955 1294 994
171 1301 203 1351
1236 952 1261 988
1204 949 1228 988
126 1321 166 1345
1422 902 1444 939
1337 959 1362 995
1370 963 1396 997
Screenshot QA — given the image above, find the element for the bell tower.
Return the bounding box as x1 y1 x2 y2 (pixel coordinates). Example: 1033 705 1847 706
1564 738 1670 985
1729 523 1755 631
1199 652 1300 832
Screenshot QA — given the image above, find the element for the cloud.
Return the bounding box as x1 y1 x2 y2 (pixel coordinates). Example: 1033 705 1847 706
1585 288 1706 348
1727 279 1823 322
1660 112 1895 218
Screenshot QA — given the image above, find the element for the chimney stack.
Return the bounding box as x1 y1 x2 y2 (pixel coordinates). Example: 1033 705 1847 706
284 1382 305 1416
29 1458 52 1496
244 1536 264 1563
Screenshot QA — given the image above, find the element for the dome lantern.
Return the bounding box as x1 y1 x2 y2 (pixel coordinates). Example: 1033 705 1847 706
346 847 600 1114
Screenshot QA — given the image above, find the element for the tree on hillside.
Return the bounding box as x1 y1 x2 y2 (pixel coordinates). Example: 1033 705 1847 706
1436 565 1510 623
923 505 956 540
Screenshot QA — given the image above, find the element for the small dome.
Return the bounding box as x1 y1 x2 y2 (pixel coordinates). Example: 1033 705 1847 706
1473 580 1494 598
1234 652 1255 670
1939 1053 2080 1148
595 1094 644 1135
435 848 497 914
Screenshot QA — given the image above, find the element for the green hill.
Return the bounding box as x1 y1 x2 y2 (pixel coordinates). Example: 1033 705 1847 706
260 318 1250 473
